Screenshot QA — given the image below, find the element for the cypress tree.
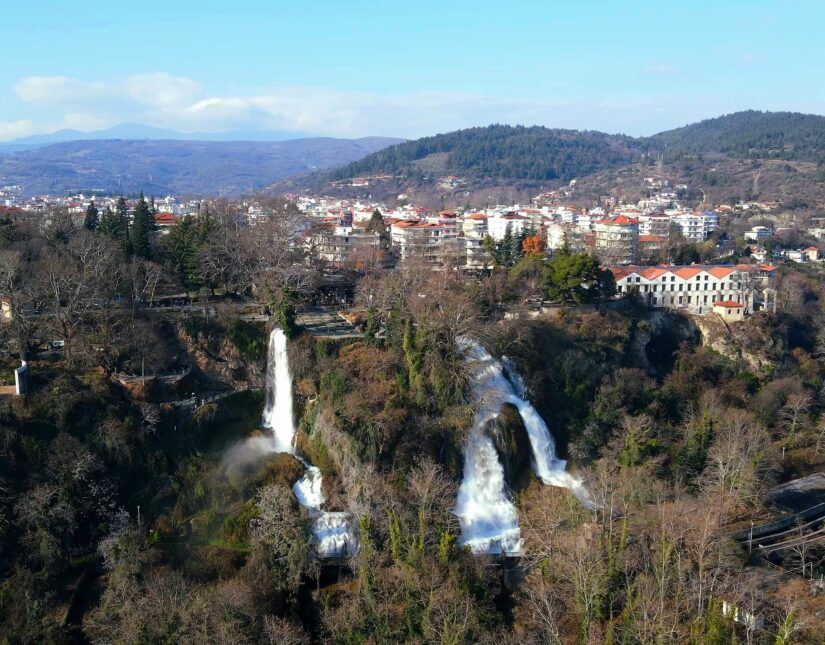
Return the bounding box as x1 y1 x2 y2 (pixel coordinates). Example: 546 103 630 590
99 198 130 251
83 201 99 230
501 224 513 266
130 193 156 259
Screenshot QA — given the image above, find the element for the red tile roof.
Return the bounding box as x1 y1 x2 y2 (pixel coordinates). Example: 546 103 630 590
597 215 639 226
714 300 744 308
154 211 177 225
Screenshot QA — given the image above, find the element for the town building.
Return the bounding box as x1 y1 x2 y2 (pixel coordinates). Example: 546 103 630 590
637 212 671 238
803 246 821 262
713 300 745 322
610 264 777 315
462 213 490 269
594 215 639 264
745 226 773 242
487 212 529 241
390 220 448 265
309 217 386 268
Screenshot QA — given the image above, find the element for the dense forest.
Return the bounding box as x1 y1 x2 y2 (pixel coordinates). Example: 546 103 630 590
0 201 824 643
649 111 825 163
329 112 825 191
329 125 647 182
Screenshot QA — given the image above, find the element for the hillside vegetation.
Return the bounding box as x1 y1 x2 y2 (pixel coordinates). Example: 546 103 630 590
649 110 825 162
327 112 825 202
330 124 648 182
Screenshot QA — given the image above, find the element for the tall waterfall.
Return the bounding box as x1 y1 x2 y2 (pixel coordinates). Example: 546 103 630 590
455 340 523 554
262 328 356 557
262 329 297 453
455 340 590 553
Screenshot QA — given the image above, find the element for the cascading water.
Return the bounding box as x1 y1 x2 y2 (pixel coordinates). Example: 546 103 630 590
262 329 297 453
455 430 522 554
455 340 523 554
455 340 592 553
262 328 357 557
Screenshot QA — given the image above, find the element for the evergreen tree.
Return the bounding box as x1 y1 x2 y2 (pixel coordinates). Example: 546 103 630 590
167 216 205 290
509 225 525 265
99 198 129 251
501 224 513 267
83 201 99 230
366 209 387 235
130 194 156 259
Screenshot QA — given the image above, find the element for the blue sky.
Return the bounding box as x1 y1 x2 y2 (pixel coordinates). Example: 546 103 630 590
1 0 823 140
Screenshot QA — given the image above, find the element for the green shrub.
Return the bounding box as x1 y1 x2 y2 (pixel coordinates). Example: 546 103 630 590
228 320 266 363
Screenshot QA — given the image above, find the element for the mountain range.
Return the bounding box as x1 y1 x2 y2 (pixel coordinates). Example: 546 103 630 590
0 136 403 196
3 111 825 199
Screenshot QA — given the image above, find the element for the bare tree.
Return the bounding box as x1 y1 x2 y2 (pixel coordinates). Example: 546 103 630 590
779 391 812 447
33 231 123 364
262 616 310 645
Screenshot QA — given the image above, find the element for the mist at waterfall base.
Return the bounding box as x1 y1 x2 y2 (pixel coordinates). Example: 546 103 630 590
455 340 590 555
225 328 355 558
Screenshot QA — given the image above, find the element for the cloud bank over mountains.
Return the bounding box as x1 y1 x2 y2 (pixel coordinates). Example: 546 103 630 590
2 70 821 143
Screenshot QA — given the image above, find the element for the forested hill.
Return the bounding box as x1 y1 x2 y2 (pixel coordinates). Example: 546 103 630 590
329 125 648 182
648 110 825 162
329 112 825 187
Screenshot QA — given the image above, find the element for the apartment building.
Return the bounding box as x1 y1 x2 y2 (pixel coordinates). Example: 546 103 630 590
594 215 639 264
462 213 490 269
487 212 529 241
390 221 448 264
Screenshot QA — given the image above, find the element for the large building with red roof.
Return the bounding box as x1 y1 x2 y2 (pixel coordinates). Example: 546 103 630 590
595 215 640 265
610 264 776 316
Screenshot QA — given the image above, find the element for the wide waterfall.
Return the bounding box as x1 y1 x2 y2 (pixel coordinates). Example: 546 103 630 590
455 340 590 553
262 328 357 557
455 340 524 554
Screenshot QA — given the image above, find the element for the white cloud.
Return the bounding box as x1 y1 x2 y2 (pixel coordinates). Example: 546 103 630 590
60 112 113 131
14 76 106 104
10 71 818 141
124 73 202 109
0 120 37 140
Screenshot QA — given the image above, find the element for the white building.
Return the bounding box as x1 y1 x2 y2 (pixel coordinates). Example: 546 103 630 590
744 226 774 242
611 264 777 315
487 213 529 241
594 215 639 264
462 213 490 269
390 220 449 264
671 212 706 243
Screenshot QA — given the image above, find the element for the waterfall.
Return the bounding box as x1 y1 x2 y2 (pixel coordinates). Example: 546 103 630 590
262 328 357 557
455 340 591 553
501 354 592 505
262 328 297 453
455 340 523 554
455 430 522 554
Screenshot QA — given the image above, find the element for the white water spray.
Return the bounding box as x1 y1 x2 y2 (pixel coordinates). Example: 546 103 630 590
261 328 357 557
455 340 591 553
455 340 523 554
262 329 297 453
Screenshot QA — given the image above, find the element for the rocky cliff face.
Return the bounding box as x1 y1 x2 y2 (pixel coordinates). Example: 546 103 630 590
692 314 776 374
630 310 699 376
181 327 266 390
485 404 534 492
